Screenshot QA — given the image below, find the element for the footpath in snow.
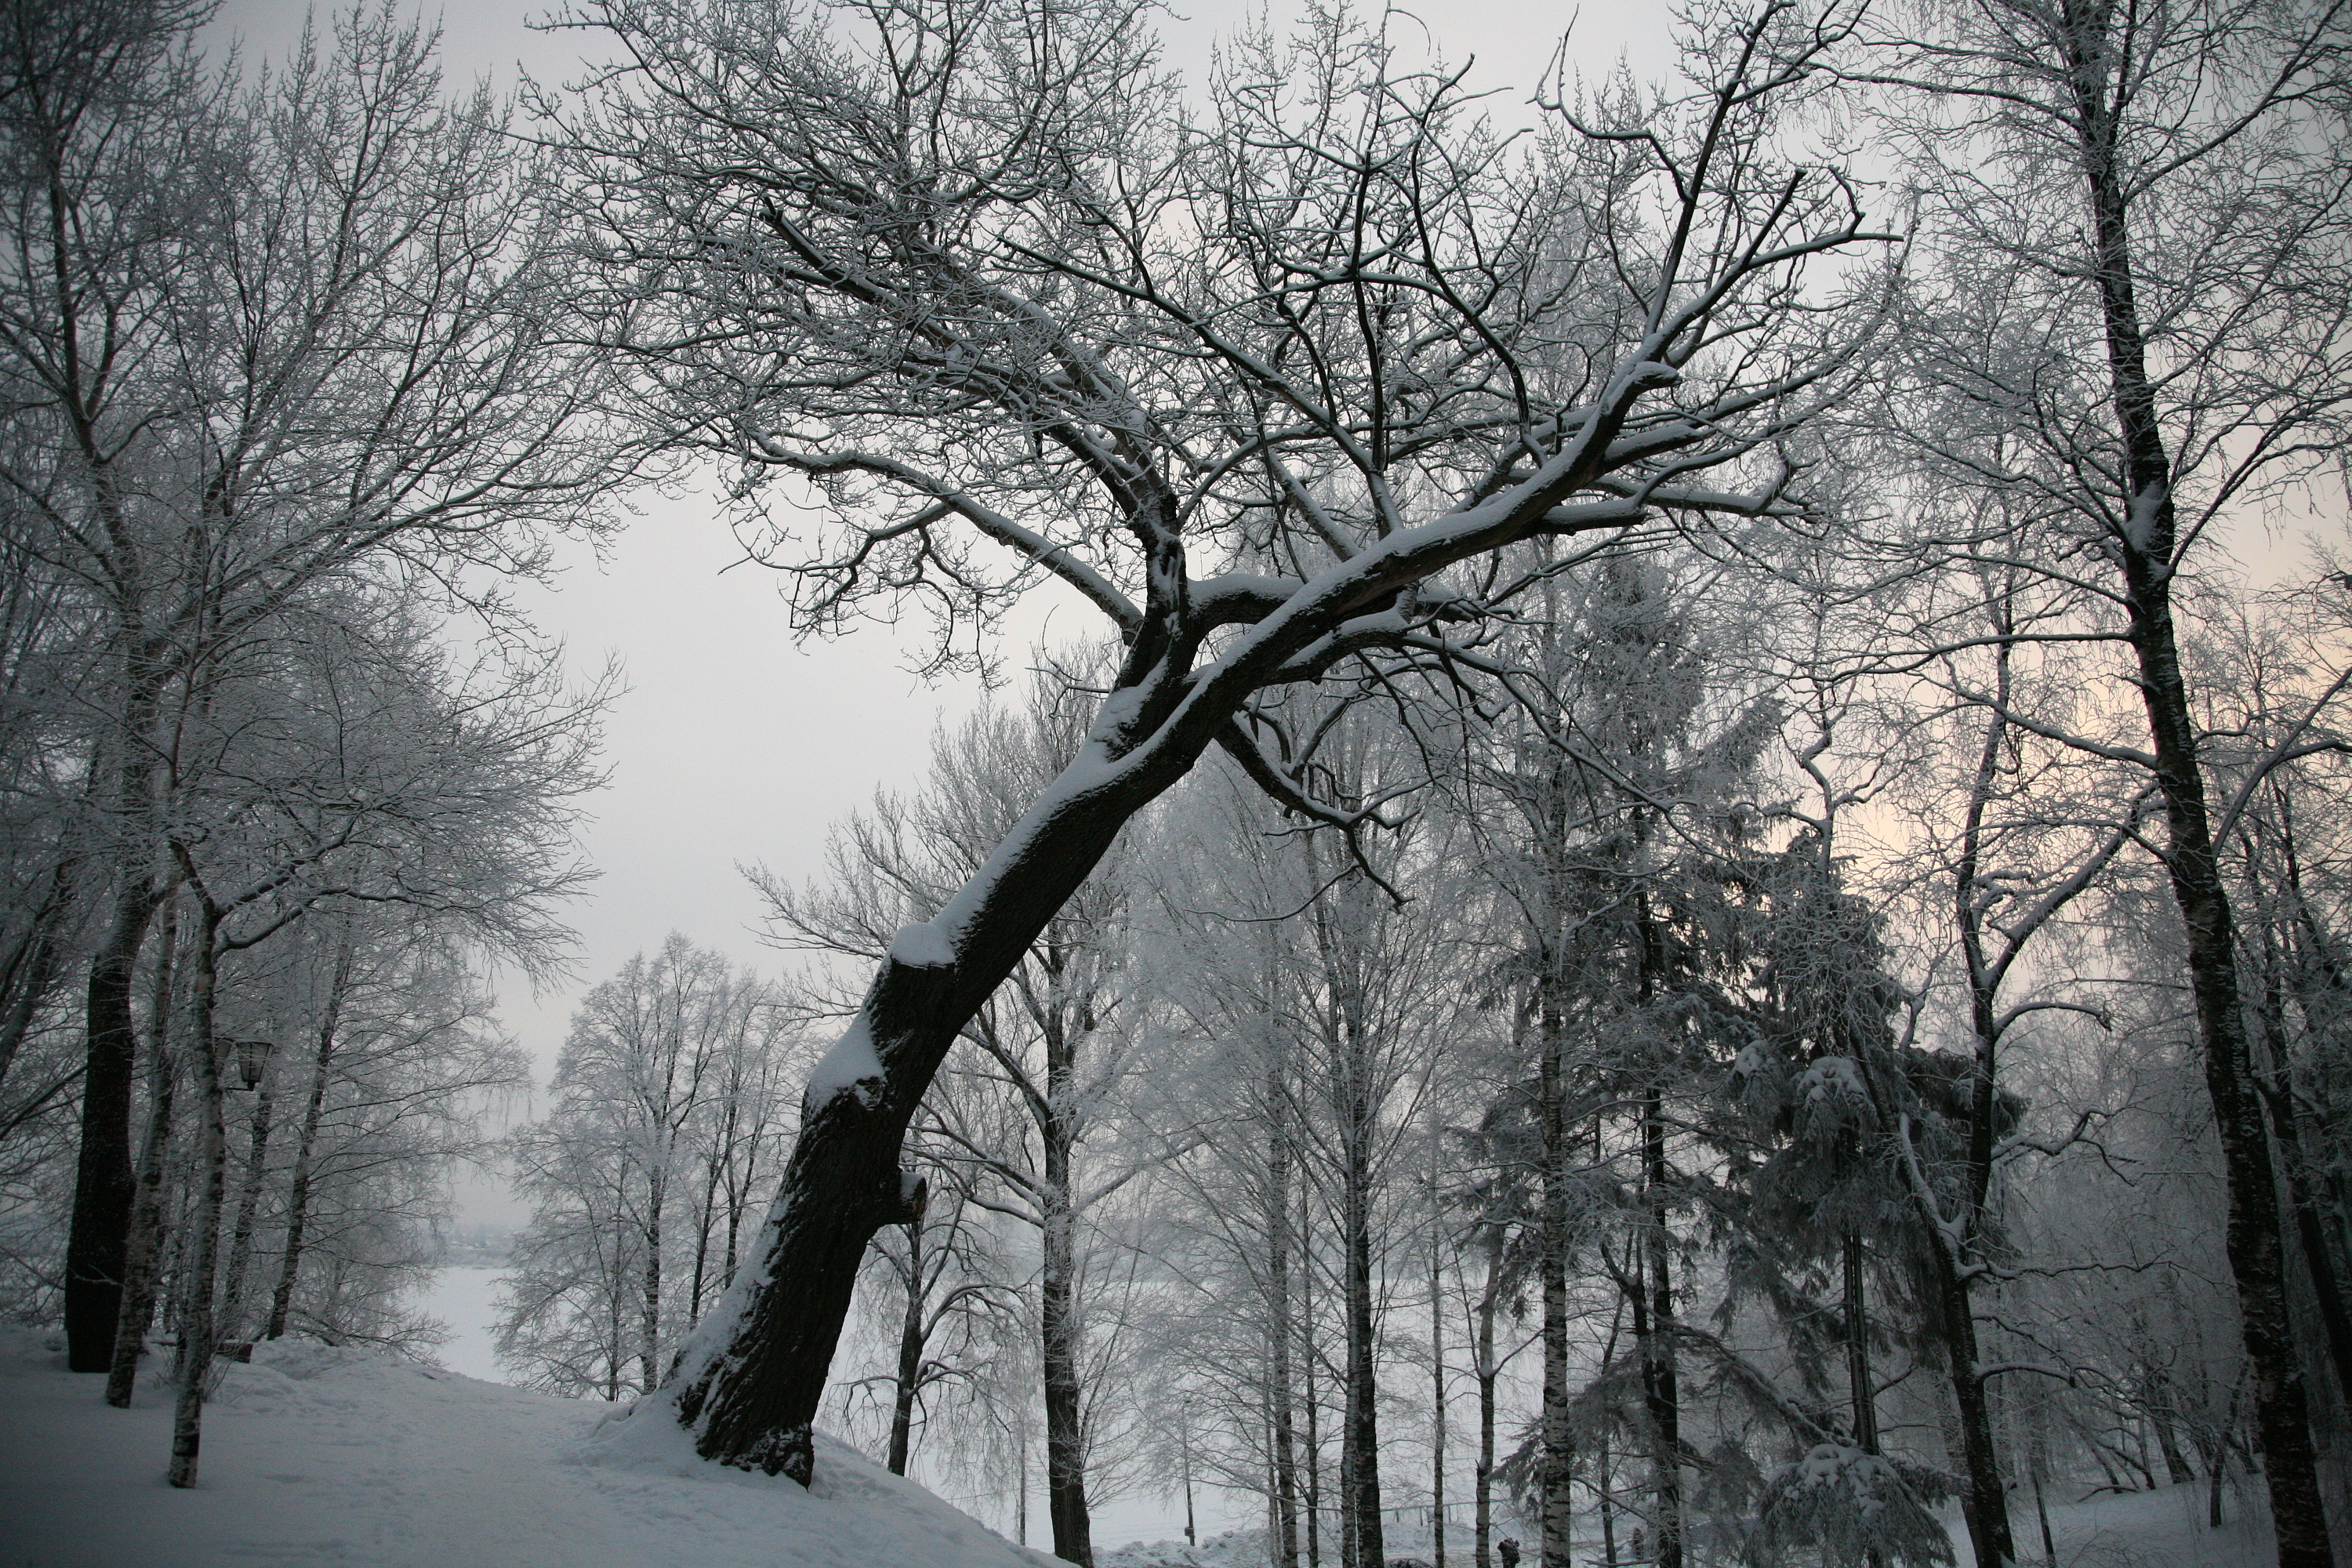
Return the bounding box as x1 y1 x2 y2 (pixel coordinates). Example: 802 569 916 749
0 1327 1058 1568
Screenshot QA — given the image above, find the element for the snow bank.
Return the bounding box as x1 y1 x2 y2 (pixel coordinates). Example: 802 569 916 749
0 1327 1057 1568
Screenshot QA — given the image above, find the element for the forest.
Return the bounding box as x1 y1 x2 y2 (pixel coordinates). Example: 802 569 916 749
1 0 2347 1566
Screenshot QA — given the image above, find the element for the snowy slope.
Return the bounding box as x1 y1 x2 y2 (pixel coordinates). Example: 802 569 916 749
0 1328 1058 1568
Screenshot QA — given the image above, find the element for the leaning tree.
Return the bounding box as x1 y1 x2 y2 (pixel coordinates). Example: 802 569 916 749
564 0 1889 1485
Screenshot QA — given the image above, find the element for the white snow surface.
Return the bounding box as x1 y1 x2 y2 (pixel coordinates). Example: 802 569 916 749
0 1327 1058 1568
889 919 956 969
804 1011 886 1105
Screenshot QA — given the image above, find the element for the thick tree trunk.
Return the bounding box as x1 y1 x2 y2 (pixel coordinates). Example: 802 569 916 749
222 1082 275 1336
664 713 1194 1483
2126 566 2335 1566
1041 1200 1092 1566
66 874 160 1370
168 902 227 1488
106 893 180 1406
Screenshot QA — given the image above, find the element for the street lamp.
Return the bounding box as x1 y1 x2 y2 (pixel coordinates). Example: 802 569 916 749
232 1038 274 1091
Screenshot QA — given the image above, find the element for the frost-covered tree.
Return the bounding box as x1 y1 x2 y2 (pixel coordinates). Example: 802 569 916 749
564 0 1887 1483
499 938 800 1399
0 0 628 1377
1857 1 2352 1556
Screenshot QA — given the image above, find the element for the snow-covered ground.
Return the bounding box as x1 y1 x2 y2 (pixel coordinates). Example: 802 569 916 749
1094 1483 2279 1567
1944 1482 2277 1568
11 1304 2275 1568
0 1327 1059 1567
405 1262 1244 1553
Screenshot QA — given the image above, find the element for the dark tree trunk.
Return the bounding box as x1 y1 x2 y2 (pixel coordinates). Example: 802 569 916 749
222 1081 274 1336
1537 982 1575 1567
1032 975 1095 1567
66 874 160 1370
1339 1134 1381 1568
1041 1198 1092 1566
167 895 227 1488
663 704 1200 1483
1430 1141 1448 1568
1271 1073 1303 1568
1304 1180 1325 1568
1474 1227 1501 1568
2252 986 2352 1408
1844 1232 1879 1453
1336 1000 1382 1568
265 938 350 1341
2147 1368 2198 1487
1928 1098 2019 1568
1639 1091 1685 1568
106 891 180 1406
1934 691 2022 1568
887 1218 924 1476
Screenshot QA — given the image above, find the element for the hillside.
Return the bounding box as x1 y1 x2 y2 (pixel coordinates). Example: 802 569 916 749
0 1329 1056 1568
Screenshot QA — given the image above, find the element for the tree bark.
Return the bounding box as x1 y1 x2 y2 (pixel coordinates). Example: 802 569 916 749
265 937 350 1341
167 895 227 1488
1270 1069 1303 1568
66 872 160 1370
1040 1189 1092 1566
1430 1123 1448 1568
106 891 180 1406
1474 1227 1501 1568
1333 953 1383 1568
1639 1090 1685 1568
666 948 954 1481
221 1081 275 1337
887 1219 924 1476
663 706 1208 1482
1844 1232 1879 1454
641 1167 665 1396
1537 982 1576 1567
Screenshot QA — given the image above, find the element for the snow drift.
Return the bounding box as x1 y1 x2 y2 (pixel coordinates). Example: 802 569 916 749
0 1327 1056 1567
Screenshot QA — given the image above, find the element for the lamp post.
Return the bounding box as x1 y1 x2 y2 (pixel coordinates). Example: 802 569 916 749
232 1037 274 1091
